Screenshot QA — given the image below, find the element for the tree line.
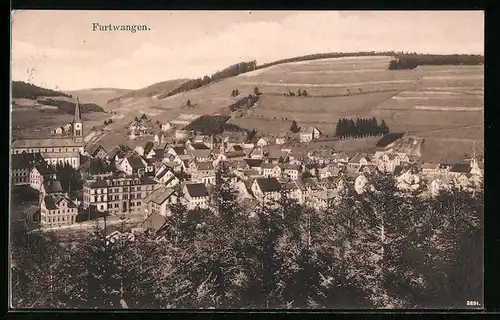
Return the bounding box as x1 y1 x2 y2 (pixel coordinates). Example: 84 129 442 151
36 98 105 115
228 93 260 112
284 89 309 97
335 117 390 138
156 61 258 99
12 81 72 100
10 167 483 309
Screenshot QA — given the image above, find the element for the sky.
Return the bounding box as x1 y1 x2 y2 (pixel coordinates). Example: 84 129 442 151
11 10 484 91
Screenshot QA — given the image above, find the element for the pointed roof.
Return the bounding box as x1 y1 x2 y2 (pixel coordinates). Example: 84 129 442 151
74 96 81 122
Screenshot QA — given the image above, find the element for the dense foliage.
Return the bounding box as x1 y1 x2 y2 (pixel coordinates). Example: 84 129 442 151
37 99 105 114
12 81 71 99
10 169 483 309
228 94 259 112
335 117 389 138
52 163 84 192
184 115 231 135
388 57 419 70
157 60 257 99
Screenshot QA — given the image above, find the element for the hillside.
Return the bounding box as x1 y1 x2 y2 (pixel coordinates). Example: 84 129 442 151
12 81 72 99
107 79 189 104
94 55 483 163
11 82 109 138
65 88 131 107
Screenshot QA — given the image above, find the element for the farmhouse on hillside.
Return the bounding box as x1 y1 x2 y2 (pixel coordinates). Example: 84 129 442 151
300 127 322 143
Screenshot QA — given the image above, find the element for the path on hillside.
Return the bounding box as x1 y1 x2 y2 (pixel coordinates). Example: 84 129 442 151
411 124 483 135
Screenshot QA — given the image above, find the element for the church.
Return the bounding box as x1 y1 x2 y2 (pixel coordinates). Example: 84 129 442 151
11 98 85 168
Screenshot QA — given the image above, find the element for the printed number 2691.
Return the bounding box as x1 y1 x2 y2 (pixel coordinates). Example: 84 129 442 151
467 300 481 306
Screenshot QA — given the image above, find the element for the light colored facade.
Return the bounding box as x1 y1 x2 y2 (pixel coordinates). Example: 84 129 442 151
40 195 78 227
83 176 160 214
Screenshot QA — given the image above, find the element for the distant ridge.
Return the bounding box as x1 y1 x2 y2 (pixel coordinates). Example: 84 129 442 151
12 81 72 100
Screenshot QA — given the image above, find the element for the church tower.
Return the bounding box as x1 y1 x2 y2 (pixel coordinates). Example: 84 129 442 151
73 97 84 144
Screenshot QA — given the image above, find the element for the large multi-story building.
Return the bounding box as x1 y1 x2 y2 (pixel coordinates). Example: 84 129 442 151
10 153 45 186
11 98 85 168
83 175 160 215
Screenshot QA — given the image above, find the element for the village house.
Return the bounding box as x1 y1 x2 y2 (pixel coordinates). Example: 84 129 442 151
282 181 302 203
40 194 79 227
183 183 210 210
300 127 322 143
280 164 301 180
141 186 178 218
261 163 281 178
87 144 107 159
251 177 282 202
119 155 147 176
161 122 172 132
190 161 216 185
154 166 180 188
256 137 270 148
348 153 373 170
238 158 263 174
296 178 320 203
28 163 58 191
40 178 65 199
275 132 288 145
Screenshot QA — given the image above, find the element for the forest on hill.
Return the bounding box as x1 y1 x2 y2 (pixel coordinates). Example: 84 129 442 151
37 98 105 114
12 81 72 99
11 167 483 309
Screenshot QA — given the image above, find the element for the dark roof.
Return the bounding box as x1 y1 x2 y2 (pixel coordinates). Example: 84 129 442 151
376 133 404 148
44 195 75 210
43 179 63 194
144 141 155 155
255 177 282 193
225 150 246 158
190 143 210 150
172 147 186 155
140 213 168 233
244 158 263 168
126 155 146 169
185 183 209 198
153 149 165 159
231 145 244 151
89 144 106 157
450 163 471 173
34 163 57 175
195 161 214 171
11 153 45 169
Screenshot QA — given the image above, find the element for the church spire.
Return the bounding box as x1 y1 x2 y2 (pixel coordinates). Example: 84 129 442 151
74 96 81 122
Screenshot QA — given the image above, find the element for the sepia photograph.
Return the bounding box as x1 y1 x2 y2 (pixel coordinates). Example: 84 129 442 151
9 10 484 310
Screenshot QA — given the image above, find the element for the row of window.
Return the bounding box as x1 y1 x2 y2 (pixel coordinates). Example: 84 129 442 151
14 147 82 154
43 215 75 223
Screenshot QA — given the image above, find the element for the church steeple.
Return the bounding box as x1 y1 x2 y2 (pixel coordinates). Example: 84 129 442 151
73 96 83 142
74 96 81 122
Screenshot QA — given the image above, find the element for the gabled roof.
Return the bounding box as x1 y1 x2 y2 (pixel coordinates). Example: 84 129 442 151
126 155 146 170
194 161 214 171
44 195 75 210
225 150 246 158
185 183 209 198
88 144 107 157
255 177 282 193
43 179 63 194
301 126 321 134
190 143 210 150
172 147 186 155
244 158 263 168
261 163 279 170
140 213 168 233
189 149 212 159
350 153 372 163
281 164 301 171
144 186 176 205
450 163 471 173
143 141 155 155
